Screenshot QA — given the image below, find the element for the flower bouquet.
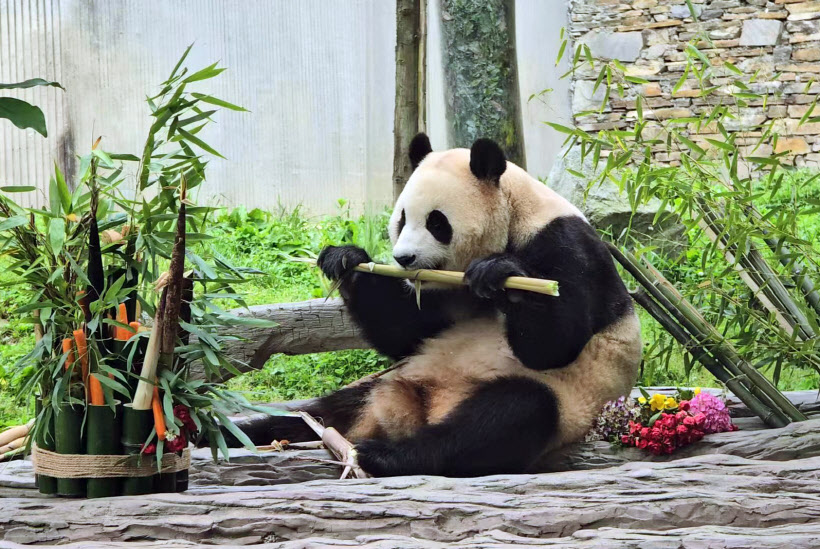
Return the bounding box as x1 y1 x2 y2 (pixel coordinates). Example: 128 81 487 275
587 389 738 456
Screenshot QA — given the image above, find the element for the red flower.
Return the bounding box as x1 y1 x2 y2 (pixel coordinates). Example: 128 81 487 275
637 439 648 449
629 421 641 436
683 416 696 427
693 413 706 429
647 442 662 455
676 424 689 437
141 443 156 455
649 428 662 442
165 432 187 453
679 400 690 411
663 444 675 455
676 411 688 422
621 435 632 445
640 427 651 439
174 405 198 434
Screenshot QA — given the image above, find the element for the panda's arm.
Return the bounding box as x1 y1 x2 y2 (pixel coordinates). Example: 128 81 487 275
318 245 452 360
466 216 633 371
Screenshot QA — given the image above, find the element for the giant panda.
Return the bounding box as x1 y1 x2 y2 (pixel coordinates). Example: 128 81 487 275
237 134 641 477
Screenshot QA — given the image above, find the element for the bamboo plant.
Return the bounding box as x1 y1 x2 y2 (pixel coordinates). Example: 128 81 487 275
0 49 277 490
548 19 820 415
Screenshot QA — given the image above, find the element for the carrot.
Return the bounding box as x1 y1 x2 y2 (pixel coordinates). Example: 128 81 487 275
152 386 167 441
61 338 75 371
73 329 89 401
129 321 141 338
89 375 105 406
116 303 129 340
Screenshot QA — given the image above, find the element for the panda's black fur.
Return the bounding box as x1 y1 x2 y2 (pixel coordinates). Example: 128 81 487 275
230 135 641 477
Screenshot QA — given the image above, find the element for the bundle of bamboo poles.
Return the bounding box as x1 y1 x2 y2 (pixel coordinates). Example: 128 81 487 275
609 244 806 428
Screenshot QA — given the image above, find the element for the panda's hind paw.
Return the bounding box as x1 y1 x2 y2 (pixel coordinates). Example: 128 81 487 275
464 254 527 300
355 438 405 477
317 245 372 281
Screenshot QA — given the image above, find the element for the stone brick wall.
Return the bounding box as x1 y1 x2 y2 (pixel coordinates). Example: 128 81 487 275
568 0 820 167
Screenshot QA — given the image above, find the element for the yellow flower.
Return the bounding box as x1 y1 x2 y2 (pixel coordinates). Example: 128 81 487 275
664 397 678 410
694 387 701 395
649 394 666 411
638 397 647 405
65 213 79 223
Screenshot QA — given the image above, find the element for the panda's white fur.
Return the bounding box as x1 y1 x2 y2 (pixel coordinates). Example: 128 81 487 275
234 135 641 477
390 148 584 274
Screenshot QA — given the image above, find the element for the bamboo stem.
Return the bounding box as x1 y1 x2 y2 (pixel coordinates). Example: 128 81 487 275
0 420 33 447
298 411 368 479
743 205 820 317
701 203 815 340
293 258 559 296
631 290 788 428
610 244 806 423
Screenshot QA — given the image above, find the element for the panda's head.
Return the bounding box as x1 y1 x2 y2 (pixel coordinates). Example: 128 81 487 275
389 134 511 273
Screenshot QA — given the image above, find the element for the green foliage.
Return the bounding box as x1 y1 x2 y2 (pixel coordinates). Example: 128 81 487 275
0 50 277 457
555 32 820 390
0 78 63 137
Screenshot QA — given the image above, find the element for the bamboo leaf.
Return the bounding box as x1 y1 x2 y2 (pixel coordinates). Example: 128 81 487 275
0 97 48 136
176 127 225 159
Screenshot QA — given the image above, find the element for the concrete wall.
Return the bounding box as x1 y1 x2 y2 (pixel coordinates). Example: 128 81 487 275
0 0 572 214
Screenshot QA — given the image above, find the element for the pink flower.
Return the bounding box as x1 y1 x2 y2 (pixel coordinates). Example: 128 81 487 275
689 393 736 434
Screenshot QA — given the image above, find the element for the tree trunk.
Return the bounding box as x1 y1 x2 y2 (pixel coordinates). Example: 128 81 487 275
439 0 526 168
393 0 424 202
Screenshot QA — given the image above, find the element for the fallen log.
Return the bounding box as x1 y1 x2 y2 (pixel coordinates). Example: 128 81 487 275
3 453 820 545
194 298 367 382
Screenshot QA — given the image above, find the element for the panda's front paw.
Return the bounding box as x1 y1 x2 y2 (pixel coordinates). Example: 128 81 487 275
464 254 527 300
356 438 403 477
317 245 372 281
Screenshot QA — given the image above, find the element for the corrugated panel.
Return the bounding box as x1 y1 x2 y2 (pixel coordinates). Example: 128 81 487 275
2 0 396 215
0 0 67 209
1 0 572 215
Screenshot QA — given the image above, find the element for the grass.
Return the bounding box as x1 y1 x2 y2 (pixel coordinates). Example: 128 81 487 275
2 183 818 427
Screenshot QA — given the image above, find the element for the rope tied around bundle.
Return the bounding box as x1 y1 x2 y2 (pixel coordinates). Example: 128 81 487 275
31 445 190 478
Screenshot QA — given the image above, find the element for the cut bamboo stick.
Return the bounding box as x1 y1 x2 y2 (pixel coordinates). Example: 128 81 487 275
292 258 559 296
610 244 806 424
133 308 162 410
631 290 788 428
298 411 368 479
0 419 33 447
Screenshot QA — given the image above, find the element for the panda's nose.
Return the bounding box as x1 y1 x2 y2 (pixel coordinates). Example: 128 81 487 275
394 254 416 268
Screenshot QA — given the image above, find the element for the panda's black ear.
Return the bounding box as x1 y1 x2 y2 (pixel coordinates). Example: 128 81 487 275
409 133 433 170
469 138 506 185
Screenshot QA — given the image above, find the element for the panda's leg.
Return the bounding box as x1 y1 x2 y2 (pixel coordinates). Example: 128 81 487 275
355 376 559 477
217 380 377 447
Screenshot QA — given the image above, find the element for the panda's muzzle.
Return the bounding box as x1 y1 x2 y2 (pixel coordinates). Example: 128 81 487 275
394 254 416 268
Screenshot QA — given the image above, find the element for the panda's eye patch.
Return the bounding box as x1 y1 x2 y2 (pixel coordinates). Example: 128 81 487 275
398 209 406 234
426 209 452 244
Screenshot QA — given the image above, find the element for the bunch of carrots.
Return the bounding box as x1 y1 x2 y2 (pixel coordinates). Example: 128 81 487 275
61 303 167 442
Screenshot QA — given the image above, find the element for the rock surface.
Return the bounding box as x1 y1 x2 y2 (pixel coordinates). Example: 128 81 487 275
569 0 820 169
547 146 683 249
3 454 820 546
3 401 820 547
